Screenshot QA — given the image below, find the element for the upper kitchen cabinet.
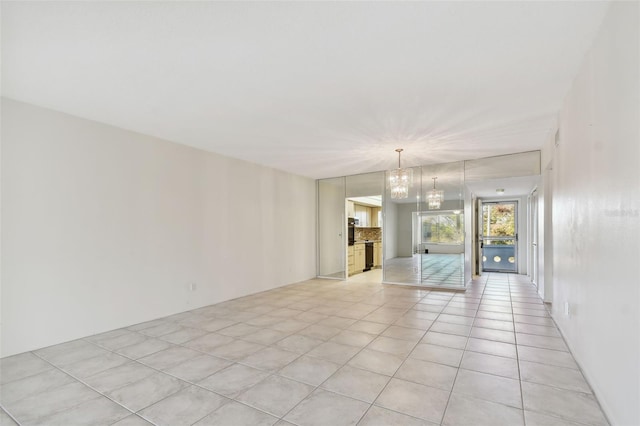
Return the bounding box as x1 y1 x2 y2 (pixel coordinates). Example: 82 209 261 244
347 200 355 218
354 204 371 227
370 207 381 227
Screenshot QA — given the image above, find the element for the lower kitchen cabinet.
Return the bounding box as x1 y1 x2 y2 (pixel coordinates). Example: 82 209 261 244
374 242 382 266
348 246 355 274
354 244 365 271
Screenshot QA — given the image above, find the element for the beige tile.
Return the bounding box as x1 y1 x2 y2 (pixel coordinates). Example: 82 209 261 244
473 318 514 332
116 338 173 359
396 358 458 390
208 340 266 361
158 327 208 344
460 351 519 379
410 344 463 367
521 382 608 426
0 353 53 385
434 314 475 326
138 346 201 370
194 401 277 426
348 349 404 376
470 328 515 344
318 317 358 329
285 389 370 426
164 354 232 382
348 321 389 335
237 375 314 417
452 369 522 409
242 329 290 345
0 368 74 405
358 406 436 426
430 322 472 337
279 356 340 386
321 365 390 403
91 331 147 350
524 410 584 426
197 364 269 398
375 378 450 423
422 332 467 350
307 341 361 364
139 385 228 426
35 340 108 367
517 346 578 370
516 334 568 351
466 338 517 359
382 326 425 342
275 334 324 354
84 362 156 393
330 330 377 348
0 409 17 426
519 361 591 393
443 393 524 426
28 396 130 426
240 347 299 372
110 414 154 426
298 324 342 340
367 336 416 357
4 382 100 424
106 372 187 412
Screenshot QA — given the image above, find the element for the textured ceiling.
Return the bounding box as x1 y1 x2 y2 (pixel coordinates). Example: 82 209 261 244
1 1 609 179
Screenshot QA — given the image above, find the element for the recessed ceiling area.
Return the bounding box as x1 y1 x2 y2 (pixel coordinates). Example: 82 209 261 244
1 2 609 179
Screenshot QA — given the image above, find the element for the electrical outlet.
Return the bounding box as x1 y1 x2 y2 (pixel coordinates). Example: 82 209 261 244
189 282 197 292
564 301 570 316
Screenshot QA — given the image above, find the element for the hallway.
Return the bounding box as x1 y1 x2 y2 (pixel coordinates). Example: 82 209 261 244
0 274 607 425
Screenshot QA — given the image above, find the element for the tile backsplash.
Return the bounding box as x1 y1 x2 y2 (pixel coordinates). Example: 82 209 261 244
355 227 381 241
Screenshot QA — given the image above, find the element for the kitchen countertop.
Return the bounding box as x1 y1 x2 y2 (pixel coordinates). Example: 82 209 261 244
354 240 382 244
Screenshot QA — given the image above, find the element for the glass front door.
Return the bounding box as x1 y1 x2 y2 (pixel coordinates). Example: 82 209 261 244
481 201 517 272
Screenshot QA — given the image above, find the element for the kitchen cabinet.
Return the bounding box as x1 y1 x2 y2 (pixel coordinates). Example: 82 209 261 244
354 244 365 272
374 242 382 266
348 246 355 274
347 201 355 218
354 204 371 227
370 207 381 227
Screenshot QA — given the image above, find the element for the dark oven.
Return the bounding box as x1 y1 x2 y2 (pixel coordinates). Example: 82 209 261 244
348 217 355 246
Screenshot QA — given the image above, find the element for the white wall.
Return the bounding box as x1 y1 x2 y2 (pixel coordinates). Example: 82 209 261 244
544 3 639 424
1 98 317 357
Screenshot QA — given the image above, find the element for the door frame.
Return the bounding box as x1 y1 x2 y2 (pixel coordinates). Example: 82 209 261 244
479 199 519 273
529 189 539 287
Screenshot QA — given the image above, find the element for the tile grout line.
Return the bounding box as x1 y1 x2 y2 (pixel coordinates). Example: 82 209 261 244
439 274 487 425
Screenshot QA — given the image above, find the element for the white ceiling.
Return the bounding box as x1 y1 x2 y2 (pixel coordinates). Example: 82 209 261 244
1 1 609 179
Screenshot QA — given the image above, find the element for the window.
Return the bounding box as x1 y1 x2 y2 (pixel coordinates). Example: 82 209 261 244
421 212 464 244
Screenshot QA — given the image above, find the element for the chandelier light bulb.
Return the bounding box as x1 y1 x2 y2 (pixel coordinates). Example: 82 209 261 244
426 177 444 209
388 149 412 199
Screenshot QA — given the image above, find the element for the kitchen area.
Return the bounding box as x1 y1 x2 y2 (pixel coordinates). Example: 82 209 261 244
347 196 383 277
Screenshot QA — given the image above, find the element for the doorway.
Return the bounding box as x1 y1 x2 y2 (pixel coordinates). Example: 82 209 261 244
480 201 518 272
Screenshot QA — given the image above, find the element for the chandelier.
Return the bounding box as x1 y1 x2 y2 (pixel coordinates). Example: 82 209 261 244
426 177 444 209
388 149 413 199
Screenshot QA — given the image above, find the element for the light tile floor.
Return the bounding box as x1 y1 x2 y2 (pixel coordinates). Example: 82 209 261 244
0 274 609 426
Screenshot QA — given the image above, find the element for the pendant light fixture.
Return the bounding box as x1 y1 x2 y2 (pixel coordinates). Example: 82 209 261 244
426 177 444 209
388 148 413 199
